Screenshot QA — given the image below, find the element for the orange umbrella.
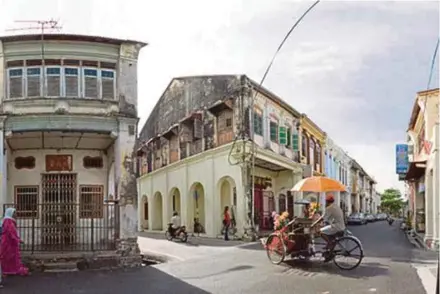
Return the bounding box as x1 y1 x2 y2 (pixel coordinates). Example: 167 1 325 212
291 176 346 193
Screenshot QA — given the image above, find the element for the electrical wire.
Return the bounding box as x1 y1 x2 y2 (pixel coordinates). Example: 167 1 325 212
420 37 439 118
227 0 321 166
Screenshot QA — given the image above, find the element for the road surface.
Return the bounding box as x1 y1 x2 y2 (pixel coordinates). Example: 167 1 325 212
2 221 437 294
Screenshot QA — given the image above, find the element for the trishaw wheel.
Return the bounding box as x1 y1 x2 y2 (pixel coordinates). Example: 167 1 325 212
265 234 286 265
332 236 363 270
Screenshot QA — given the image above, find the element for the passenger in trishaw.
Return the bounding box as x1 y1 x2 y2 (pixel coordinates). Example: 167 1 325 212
319 193 346 262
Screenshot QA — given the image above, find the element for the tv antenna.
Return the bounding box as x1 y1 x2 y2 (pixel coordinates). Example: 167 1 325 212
6 19 63 90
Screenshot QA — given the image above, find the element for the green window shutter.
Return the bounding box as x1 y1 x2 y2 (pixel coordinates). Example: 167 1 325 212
292 134 299 151
253 113 262 135
279 127 287 145
270 122 278 142
286 128 291 147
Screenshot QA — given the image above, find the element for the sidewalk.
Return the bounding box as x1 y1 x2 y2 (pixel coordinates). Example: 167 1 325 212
413 261 438 294
137 232 252 262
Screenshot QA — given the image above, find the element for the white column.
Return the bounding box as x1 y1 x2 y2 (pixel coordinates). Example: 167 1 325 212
425 172 433 242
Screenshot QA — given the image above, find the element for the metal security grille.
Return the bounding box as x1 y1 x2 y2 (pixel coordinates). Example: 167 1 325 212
15 186 38 218
79 185 104 219
41 173 77 248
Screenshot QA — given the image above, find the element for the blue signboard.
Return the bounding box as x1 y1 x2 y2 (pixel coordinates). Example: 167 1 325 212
396 144 409 174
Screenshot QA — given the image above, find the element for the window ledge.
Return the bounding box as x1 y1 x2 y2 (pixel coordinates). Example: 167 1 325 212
3 97 119 106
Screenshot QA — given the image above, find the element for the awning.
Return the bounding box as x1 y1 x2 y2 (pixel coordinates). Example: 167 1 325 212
179 112 202 124
404 160 427 181
161 124 179 140
207 98 233 115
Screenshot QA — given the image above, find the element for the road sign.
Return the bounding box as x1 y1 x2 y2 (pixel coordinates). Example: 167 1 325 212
396 144 409 174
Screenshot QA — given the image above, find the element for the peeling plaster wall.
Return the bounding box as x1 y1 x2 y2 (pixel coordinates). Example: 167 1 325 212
139 75 243 141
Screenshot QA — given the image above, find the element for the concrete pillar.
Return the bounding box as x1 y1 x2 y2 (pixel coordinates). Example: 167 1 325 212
114 117 141 266
355 194 360 212
425 171 434 243
292 171 303 217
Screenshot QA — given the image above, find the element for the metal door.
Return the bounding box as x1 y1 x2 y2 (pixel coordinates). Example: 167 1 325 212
41 173 77 249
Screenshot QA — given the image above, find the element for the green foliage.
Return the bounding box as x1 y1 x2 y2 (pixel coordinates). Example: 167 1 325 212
380 188 405 215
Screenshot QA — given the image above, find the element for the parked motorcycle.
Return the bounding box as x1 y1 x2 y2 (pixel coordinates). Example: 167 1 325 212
165 223 188 242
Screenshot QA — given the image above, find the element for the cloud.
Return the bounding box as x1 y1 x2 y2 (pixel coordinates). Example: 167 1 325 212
0 0 438 192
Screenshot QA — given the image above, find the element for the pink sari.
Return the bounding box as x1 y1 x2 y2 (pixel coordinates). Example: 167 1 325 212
0 218 29 275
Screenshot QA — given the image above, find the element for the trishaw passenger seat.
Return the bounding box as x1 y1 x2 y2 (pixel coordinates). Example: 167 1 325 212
334 231 345 238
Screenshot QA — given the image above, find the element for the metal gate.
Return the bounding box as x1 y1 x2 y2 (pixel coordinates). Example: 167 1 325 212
41 173 77 249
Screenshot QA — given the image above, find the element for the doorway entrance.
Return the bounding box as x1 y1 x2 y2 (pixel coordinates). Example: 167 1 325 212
41 173 77 248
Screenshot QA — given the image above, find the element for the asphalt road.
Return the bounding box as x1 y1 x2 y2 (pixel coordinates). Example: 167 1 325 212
1 221 437 294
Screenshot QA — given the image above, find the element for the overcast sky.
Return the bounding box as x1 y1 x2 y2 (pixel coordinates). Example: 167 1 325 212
1 0 439 192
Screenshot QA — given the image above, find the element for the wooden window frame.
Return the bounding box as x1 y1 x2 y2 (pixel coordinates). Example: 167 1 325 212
269 120 279 143
253 112 263 136
26 66 43 98
45 66 62 98
7 67 24 99
82 67 99 99
14 185 39 219
302 132 308 161
64 67 80 97
79 185 104 219
101 69 116 100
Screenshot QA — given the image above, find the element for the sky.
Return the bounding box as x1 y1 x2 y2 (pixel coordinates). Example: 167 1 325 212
0 0 439 193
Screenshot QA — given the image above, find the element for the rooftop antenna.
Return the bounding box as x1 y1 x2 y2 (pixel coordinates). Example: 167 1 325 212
6 19 63 91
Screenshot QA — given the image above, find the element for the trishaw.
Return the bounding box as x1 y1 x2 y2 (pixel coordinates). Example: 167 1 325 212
264 177 364 271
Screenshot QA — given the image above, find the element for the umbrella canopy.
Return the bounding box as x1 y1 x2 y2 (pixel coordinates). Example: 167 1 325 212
291 176 346 193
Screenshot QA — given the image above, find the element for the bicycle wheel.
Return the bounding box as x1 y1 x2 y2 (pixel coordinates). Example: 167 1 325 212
265 233 286 265
332 236 363 270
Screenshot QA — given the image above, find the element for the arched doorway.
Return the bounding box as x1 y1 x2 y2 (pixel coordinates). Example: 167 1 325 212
169 187 181 218
188 182 205 233
141 195 148 230
152 192 163 230
217 176 236 233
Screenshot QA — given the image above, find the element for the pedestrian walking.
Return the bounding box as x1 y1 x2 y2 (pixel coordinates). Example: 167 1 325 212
0 208 29 277
223 206 231 241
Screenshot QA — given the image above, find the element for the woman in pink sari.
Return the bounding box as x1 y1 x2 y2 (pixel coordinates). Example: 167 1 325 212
0 208 29 276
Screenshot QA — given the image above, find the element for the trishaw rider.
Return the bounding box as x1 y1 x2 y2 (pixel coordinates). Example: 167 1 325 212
320 194 346 262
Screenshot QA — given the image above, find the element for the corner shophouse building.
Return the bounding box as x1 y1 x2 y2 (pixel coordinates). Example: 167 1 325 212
136 75 310 238
404 88 439 250
0 34 145 254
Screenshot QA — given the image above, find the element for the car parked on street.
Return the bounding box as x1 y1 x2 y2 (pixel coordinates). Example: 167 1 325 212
376 213 388 221
347 213 367 225
365 214 375 223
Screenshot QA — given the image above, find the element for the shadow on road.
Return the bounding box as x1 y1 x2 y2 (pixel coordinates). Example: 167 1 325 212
177 265 254 280
282 259 389 279
3 266 210 294
347 222 438 264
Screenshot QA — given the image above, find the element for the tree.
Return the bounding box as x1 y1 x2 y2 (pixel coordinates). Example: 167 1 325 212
380 188 405 215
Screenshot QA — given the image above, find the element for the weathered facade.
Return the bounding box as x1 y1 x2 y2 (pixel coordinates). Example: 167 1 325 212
0 34 146 263
404 88 439 250
324 136 352 215
137 75 304 238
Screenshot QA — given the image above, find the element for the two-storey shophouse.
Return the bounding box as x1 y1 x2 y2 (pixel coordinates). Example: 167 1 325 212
0 34 146 256
136 75 304 238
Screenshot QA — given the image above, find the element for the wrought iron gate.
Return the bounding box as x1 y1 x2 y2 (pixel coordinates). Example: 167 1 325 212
41 173 77 249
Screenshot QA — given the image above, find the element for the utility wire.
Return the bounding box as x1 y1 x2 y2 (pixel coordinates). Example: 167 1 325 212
426 37 439 90
420 37 439 115
258 0 321 90
227 0 321 166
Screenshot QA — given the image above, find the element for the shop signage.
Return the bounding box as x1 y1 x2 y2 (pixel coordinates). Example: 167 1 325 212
396 144 409 174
